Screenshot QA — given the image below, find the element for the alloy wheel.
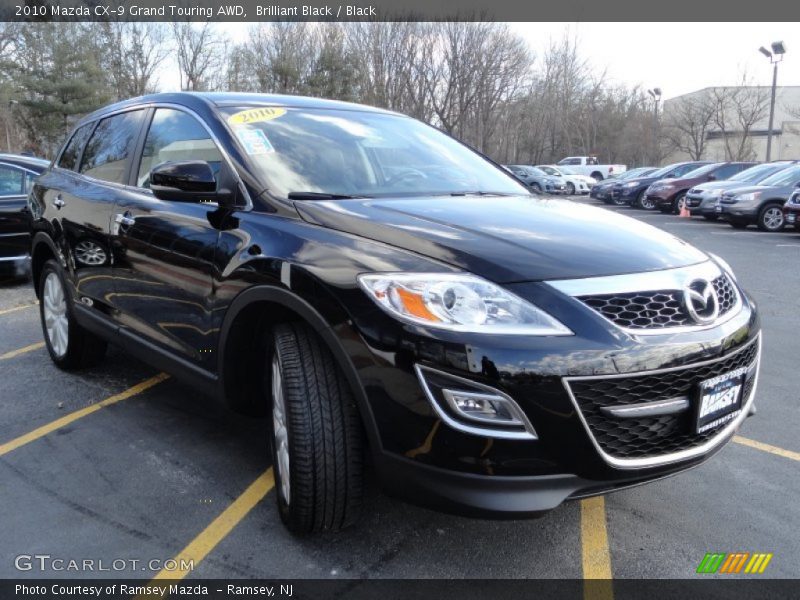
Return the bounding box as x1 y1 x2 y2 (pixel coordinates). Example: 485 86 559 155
763 206 784 231
43 272 68 358
272 353 291 505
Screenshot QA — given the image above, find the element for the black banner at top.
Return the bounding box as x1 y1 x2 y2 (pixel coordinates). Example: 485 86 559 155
1 0 798 22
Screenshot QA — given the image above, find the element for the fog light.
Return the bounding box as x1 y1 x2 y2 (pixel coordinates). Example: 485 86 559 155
443 390 519 424
414 364 537 440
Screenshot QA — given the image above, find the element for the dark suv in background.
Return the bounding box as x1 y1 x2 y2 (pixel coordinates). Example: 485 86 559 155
28 93 761 534
686 162 794 221
648 162 756 214
0 154 48 277
613 161 711 209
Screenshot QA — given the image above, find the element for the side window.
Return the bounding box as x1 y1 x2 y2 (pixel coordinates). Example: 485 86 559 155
715 164 743 179
80 110 145 184
57 123 94 171
136 108 223 189
0 164 24 196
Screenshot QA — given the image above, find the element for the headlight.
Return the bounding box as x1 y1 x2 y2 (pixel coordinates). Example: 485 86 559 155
357 273 573 335
623 181 638 188
709 188 724 197
734 192 760 202
708 253 737 282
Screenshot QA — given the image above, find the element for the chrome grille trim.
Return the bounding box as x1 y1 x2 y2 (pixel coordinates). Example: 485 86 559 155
562 333 761 469
546 261 743 335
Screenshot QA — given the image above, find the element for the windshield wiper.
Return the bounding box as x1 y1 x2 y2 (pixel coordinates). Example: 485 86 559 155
288 191 368 200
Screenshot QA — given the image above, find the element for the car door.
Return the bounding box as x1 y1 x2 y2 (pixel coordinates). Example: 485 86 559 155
39 111 145 311
0 162 39 265
110 107 228 371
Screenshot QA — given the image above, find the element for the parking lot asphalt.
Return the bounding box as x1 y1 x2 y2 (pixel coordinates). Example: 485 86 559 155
1 197 798 583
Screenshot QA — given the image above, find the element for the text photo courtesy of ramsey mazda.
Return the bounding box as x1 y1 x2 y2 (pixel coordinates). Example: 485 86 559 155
26 93 760 533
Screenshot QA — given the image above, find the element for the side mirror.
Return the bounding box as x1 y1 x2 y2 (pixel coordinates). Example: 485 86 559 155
151 161 230 203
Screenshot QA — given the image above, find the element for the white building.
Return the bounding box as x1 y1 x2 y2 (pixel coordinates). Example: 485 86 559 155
662 86 800 163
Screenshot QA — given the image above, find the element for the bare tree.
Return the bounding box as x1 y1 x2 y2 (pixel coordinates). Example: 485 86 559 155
171 22 227 91
99 23 169 99
711 80 770 161
663 91 717 160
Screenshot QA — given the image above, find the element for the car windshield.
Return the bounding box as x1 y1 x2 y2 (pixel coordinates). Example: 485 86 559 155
758 164 800 187
679 163 724 179
649 163 687 178
220 106 527 199
733 163 791 183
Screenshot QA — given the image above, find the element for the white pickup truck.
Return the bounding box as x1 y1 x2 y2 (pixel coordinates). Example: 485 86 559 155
557 157 627 181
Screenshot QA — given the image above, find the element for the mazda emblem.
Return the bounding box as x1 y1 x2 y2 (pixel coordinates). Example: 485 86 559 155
683 279 719 325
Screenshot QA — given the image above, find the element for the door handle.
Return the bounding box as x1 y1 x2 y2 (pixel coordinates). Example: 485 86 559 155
114 212 135 228
52 195 65 210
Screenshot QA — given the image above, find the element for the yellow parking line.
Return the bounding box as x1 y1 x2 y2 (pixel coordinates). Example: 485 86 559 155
0 302 37 317
581 496 614 600
0 342 45 360
0 373 169 457
151 468 275 580
734 435 800 462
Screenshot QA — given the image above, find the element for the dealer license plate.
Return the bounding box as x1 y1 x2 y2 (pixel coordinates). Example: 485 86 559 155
695 368 746 433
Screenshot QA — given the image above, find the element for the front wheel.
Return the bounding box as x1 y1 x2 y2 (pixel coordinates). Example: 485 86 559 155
39 260 107 370
268 322 363 534
757 204 785 232
566 182 575 195
638 192 657 210
674 192 687 214
530 183 542 194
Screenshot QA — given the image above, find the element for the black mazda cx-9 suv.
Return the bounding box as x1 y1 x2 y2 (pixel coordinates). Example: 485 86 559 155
28 93 761 533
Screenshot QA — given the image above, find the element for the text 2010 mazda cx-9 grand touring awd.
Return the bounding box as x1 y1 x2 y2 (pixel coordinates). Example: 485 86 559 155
28 94 761 533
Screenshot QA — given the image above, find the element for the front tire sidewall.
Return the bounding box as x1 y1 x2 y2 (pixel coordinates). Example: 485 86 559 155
758 204 785 232
39 261 72 367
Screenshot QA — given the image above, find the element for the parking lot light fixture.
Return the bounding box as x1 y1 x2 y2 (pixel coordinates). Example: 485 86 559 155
760 42 786 161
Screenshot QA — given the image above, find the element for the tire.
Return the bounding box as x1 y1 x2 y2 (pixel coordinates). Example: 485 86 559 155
674 192 687 215
702 214 719 221
729 220 748 230
639 192 657 210
757 203 785 232
531 183 542 194
38 259 107 370
268 322 363 534
566 182 575 195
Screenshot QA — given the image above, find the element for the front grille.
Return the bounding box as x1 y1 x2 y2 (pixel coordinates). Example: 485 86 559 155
566 338 758 461
578 274 738 330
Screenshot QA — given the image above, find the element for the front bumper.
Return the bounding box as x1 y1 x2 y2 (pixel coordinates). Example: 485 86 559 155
783 205 800 229
348 274 761 517
719 203 759 221
685 193 720 215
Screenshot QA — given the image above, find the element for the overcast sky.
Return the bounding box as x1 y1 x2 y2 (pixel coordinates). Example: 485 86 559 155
158 22 798 100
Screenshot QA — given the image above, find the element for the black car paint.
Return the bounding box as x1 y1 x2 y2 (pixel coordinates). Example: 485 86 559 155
0 155 48 269
29 93 760 518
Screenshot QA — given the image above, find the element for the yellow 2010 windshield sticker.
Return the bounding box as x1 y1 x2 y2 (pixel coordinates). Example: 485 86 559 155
228 107 287 126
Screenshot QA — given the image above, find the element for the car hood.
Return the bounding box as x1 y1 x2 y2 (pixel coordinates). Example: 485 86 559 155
617 175 660 187
692 180 749 192
294 195 708 283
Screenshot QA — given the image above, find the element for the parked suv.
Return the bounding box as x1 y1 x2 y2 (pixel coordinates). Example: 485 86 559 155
613 161 711 209
648 162 756 214
0 154 48 277
686 162 794 220
29 93 761 533
718 164 800 231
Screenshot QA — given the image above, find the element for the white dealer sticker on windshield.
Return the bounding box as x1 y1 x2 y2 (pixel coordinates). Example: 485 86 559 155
235 128 274 155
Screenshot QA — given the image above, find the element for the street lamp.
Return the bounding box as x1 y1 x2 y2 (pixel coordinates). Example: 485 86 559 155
759 41 786 161
647 88 662 163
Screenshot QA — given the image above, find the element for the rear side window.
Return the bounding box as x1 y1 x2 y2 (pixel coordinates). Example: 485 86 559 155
714 164 746 179
80 110 145 184
136 108 223 188
57 123 94 171
0 164 24 196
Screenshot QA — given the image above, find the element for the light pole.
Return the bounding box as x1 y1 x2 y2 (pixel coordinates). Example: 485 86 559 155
647 88 662 164
759 41 786 161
